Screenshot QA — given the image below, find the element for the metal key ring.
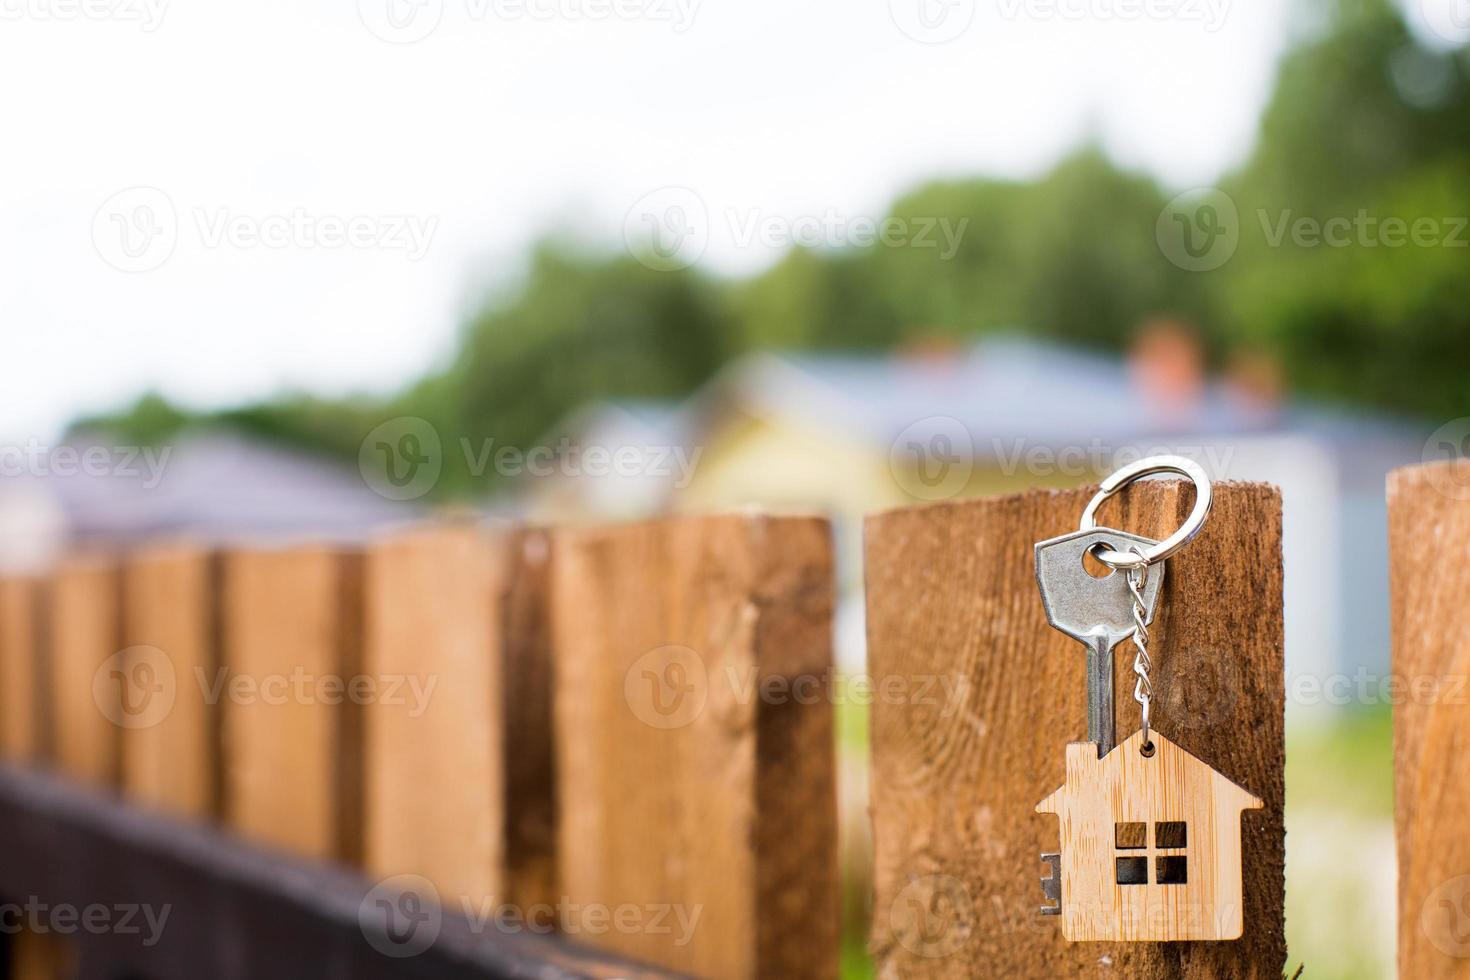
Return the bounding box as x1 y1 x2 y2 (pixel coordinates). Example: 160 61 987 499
1078 455 1213 570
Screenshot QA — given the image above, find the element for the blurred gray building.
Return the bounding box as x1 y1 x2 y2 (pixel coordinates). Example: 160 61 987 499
531 332 1430 694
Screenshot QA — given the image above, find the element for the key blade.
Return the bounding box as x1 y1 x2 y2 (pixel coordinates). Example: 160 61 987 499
1034 528 1164 646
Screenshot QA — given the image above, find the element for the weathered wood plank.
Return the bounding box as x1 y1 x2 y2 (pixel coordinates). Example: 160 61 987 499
2 572 68 979
0 576 46 763
553 514 839 980
865 481 1285 977
51 554 124 788
221 544 364 863
118 542 221 819
362 523 506 905
1389 460 1470 978
502 528 557 910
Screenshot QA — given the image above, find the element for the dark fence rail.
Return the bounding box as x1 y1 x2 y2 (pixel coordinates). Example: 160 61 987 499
0 764 678 980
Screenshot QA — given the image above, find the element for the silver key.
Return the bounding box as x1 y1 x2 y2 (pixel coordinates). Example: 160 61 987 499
1034 528 1164 757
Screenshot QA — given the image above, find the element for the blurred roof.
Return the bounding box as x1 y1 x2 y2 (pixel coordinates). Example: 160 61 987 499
0 430 413 563
718 335 1419 452
548 334 1427 491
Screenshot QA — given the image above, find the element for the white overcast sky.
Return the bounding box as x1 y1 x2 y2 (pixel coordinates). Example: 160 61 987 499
1 0 1446 443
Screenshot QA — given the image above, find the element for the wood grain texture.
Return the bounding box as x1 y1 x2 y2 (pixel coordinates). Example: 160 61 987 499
119 542 222 819
866 481 1285 977
1036 730 1262 942
552 513 839 980
0 576 45 763
51 554 124 788
362 523 506 904
1389 460 1470 978
502 528 558 910
221 544 364 863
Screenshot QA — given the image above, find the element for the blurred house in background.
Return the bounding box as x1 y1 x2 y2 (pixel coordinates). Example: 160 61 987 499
0 431 413 572
530 331 1425 693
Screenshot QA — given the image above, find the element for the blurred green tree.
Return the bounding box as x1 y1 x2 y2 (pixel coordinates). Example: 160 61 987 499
75 0 1470 494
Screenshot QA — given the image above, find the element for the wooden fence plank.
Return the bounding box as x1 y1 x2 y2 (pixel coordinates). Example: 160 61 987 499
502 528 557 911
119 542 221 820
0 576 46 763
552 513 838 980
0 573 67 980
221 544 363 864
865 481 1285 977
51 555 123 789
1389 460 1470 978
362 523 507 906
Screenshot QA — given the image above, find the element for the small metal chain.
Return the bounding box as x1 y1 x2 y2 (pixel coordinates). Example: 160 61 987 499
1125 545 1154 749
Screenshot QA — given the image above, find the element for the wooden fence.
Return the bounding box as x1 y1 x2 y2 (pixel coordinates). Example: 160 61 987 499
0 467 1461 978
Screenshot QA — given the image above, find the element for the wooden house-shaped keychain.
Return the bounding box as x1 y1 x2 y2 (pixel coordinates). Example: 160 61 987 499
1033 457 1262 944
1036 730 1262 941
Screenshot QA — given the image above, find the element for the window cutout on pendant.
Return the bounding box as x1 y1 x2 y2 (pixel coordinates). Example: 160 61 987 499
1116 856 1149 885
1114 822 1147 849
1155 821 1187 848
1156 855 1188 885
